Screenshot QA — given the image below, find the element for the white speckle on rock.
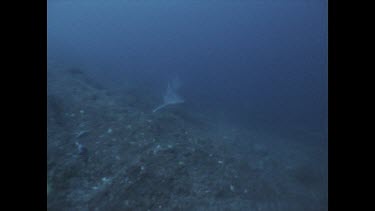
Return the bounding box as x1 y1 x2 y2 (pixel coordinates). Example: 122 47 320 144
102 177 111 183
107 128 112 134
80 110 85 114
218 160 224 164
153 145 161 155
230 185 235 192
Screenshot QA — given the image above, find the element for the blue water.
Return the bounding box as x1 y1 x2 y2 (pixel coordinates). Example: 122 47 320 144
48 0 327 210
48 0 327 135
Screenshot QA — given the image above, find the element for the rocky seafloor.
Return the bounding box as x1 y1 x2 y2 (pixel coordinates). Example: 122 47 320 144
47 63 327 211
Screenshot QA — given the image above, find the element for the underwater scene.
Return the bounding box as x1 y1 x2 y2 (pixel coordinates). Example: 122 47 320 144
47 0 327 210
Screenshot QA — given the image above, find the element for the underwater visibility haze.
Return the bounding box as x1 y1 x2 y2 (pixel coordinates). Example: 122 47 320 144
47 0 327 210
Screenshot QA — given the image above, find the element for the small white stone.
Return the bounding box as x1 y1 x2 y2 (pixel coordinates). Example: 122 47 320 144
80 110 85 114
107 128 112 133
153 145 161 155
218 160 224 164
230 185 235 192
102 177 111 183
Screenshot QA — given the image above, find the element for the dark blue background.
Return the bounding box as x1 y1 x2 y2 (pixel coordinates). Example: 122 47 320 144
48 0 327 136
